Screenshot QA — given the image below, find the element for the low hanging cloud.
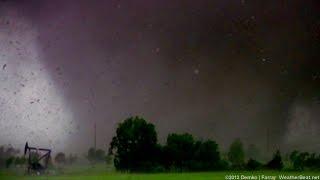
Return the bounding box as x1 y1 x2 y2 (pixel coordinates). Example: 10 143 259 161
0 0 319 153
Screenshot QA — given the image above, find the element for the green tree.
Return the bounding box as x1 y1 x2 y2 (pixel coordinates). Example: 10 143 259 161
55 152 66 165
5 157 14 168
29 152 40 165
105 154 113 165
266 150 283 170
14 156 22 166
290 151 312 170
305 153 320 170
108 116 158 171
228 139 245 169
193 140 222 170
290 150 301 170
20 156 27 165
87 148 106 163
246 158 262 170
87 148 96 163
67 154 78 165
163 133 195 170
0 146 19 168
95 149 105 162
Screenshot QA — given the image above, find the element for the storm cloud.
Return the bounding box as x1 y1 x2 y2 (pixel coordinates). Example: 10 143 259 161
0 0 319 153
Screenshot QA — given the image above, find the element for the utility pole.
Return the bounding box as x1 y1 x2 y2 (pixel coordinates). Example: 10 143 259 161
94 122 97 150
89 72 105 151
266 127 270 155
89 87 97 151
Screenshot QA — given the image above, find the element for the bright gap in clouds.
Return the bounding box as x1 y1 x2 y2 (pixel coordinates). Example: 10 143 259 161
0 8 74 153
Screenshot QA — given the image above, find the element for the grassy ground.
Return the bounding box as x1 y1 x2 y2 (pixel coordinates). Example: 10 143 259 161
1 171 320 180
1 165 320 180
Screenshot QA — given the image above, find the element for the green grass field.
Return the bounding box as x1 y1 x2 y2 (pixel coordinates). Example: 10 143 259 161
1 171 320 180
1 165 320 180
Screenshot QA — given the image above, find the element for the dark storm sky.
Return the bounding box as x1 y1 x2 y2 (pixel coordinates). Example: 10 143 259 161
0 0 319 153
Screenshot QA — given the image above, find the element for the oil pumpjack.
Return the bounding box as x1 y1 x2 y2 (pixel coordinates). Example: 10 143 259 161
24 142 51 174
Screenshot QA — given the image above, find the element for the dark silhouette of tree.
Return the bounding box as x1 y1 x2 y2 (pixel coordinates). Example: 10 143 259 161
95 149 105 162
67 154 78 165
163 133 195 171
246 158 262 170
55 152 66 165
290 150 303 170
103 117 320 172
108 116 158 171
29 152 40 165
5 157 14 168
0 145 20 168
105 154 113 165
87 148 96 163
266 150 283 170
289 151 320 170
305 153 320 170
192 140 221 170
14 156 26 167
228 139 245 169
88 148 106 163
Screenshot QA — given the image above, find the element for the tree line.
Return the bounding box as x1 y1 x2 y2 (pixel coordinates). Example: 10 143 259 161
108 116 320 172
1 116 320 172
1 144 111 169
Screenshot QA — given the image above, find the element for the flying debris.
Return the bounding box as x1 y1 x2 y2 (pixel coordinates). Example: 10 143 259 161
2 64 6 70
312 73 319 80
261 58 270 63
